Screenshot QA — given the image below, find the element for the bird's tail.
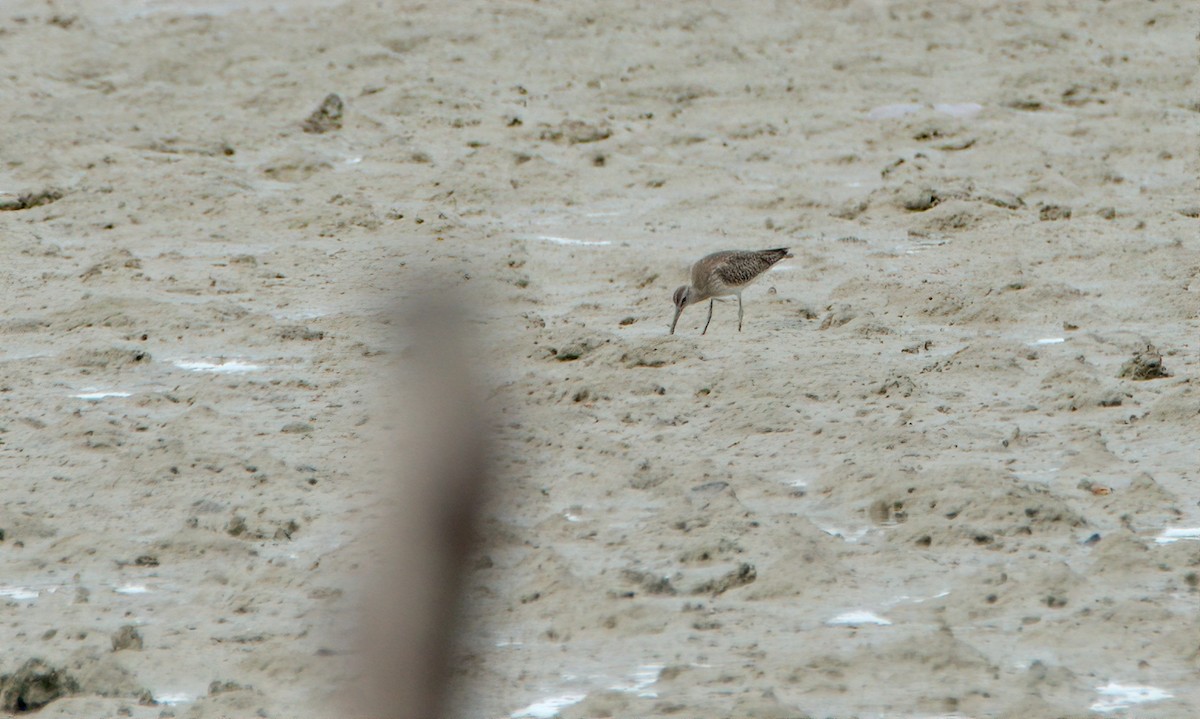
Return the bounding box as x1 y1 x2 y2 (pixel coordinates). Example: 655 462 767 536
767 247 793 259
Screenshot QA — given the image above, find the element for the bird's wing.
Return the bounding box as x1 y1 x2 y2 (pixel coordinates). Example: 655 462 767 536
712 251 785 286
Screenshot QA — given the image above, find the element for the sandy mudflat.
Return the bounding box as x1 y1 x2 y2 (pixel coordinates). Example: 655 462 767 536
2 0 1200 717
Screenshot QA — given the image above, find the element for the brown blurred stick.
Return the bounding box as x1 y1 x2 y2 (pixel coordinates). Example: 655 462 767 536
356 297 489 719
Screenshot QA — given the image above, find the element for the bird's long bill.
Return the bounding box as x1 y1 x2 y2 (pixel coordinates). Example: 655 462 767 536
669 306 682 335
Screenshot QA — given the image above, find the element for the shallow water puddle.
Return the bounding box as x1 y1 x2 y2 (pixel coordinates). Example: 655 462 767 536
153 692 196 706
882 591 950 608
784 478 808 494
172 359 266 373
270 307 332 321
1155 527 1200 544
819 526 870 543
510 694 588 718
827 610 892 627
509 664 664 717
524 235 612 247
912 590 951 603
609 665 664 698
2 579 162 601
72 390 133 400
1089 682 1172 713
892 239 946 255
0 587 40 601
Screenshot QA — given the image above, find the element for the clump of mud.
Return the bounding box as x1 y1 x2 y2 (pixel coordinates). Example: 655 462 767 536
0 659 79 712
0 653 150 712
302 93 344 133
538 119 612 144
691 563 756 596
1118 344 1169 380
0 189 63 212
1038 204 1072 221
111 625 143 652
65 346 151 369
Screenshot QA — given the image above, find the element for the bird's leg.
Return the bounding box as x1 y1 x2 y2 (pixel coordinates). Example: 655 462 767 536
737 293 744 331
702 300 714 335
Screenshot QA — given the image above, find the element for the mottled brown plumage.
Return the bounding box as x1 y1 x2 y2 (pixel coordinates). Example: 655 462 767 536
670 248 792 334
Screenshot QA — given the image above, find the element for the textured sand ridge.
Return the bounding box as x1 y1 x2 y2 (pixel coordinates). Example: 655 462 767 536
1 0 1199 717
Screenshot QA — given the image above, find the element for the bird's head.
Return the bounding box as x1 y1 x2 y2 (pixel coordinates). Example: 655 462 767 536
669 285 692 334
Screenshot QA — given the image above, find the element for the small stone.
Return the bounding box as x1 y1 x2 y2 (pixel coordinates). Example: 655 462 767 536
281 422 314 434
